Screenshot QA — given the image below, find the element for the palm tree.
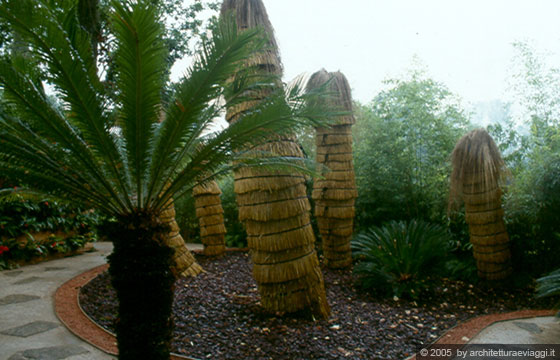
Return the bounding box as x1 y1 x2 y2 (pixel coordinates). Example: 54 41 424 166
449 128 512 280
0 0 329 358
220 0 330 319
307 69 357 269
193 179 227 256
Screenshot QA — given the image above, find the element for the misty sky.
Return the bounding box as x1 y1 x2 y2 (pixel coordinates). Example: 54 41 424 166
261 0 560 105
169 1 560 106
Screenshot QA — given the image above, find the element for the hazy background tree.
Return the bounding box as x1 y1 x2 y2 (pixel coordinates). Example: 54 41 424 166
353 68 470 228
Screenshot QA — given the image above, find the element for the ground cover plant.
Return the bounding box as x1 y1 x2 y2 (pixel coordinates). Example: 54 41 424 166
352 219 450 298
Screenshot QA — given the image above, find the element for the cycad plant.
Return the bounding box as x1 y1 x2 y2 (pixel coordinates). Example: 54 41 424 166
0 0 329 358
536 268 560 312
352 219 449 298
449 128 512 280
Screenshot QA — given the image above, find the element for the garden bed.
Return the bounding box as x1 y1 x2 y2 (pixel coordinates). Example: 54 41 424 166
79 252 555 360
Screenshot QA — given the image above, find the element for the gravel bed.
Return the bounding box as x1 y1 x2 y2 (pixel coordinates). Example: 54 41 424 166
79 252 554 360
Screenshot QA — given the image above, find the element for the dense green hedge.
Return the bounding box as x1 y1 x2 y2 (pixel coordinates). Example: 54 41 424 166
0 197 100 269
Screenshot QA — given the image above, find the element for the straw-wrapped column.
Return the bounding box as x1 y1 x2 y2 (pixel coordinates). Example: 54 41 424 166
307 70 357 269
193 180 226 256
160 199 203 277
449 129 512 280
221 0 329 318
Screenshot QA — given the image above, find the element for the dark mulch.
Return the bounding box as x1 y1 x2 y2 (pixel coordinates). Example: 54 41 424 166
79 252 555 360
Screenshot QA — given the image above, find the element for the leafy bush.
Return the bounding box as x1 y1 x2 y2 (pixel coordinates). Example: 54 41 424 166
352 219 450 298
218 175 247 248
174 193 201 244
0 197 99 268
353 70 469 229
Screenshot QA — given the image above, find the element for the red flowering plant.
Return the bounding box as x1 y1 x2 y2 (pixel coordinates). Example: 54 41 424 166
0 245 9 269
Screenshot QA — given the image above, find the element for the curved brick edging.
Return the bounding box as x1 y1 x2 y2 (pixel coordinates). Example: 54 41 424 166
54 264 198 360
408 309 556 360
433 309 556 344
54 264 117 356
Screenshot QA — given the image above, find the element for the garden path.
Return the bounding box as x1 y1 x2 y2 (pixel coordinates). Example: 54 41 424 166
0 242 115 360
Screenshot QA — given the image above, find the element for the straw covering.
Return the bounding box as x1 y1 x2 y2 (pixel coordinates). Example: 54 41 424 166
160 199 203 277
193 180 226 256
220 0 329 318
307 69 357 268
449 128 511 280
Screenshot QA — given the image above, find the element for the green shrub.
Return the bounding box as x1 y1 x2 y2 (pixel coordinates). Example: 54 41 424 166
352 219 450 298
504 153 560 277
0 197 99 268
218 174 247 248
352 72 469 229
174 193 201 244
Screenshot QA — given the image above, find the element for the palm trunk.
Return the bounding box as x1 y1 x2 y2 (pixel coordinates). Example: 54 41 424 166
449 129 512 281
221 0 329 319
193 180 226 256
160 199 203 277
308 70 357 269
107 212 175 360
463 175 512 280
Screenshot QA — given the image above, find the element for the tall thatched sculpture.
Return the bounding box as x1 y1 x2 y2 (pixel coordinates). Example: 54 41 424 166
220 0 329 318
449 128 512 280
160 199 203 277
307 70 357 269
193 180 227 256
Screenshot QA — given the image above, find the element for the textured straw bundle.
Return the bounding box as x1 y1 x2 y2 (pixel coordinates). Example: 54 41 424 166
193 180 226 256
160 201 203 277
449 128 511 280
220 0 329 319
306 69 357 269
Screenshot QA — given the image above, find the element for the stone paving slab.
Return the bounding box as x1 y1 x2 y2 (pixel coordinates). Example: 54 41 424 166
0 242 115 360
7 345 89 360
13 276 43 285
0 321 59 337
0 294 40 305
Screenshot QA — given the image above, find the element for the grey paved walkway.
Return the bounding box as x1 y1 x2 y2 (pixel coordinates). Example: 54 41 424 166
0 242 115 360
468 315 560 344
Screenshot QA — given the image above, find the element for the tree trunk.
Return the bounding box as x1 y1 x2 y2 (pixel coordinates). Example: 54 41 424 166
463 176 512 280
160 199 203 277
193 180 226 256
221 0 329 319
308 70 357 269
107 212 175 360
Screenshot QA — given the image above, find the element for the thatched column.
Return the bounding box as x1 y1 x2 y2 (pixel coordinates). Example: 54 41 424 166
307 70 357 269
160 200 203 277
450 129 512 280
193 180 226 256
221 0 329 318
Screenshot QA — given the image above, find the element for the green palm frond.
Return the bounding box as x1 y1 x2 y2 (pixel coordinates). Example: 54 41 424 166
1 0 132 203
112 0 167 205
536 268 560 300
0 0 334 220
147 15 266 204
